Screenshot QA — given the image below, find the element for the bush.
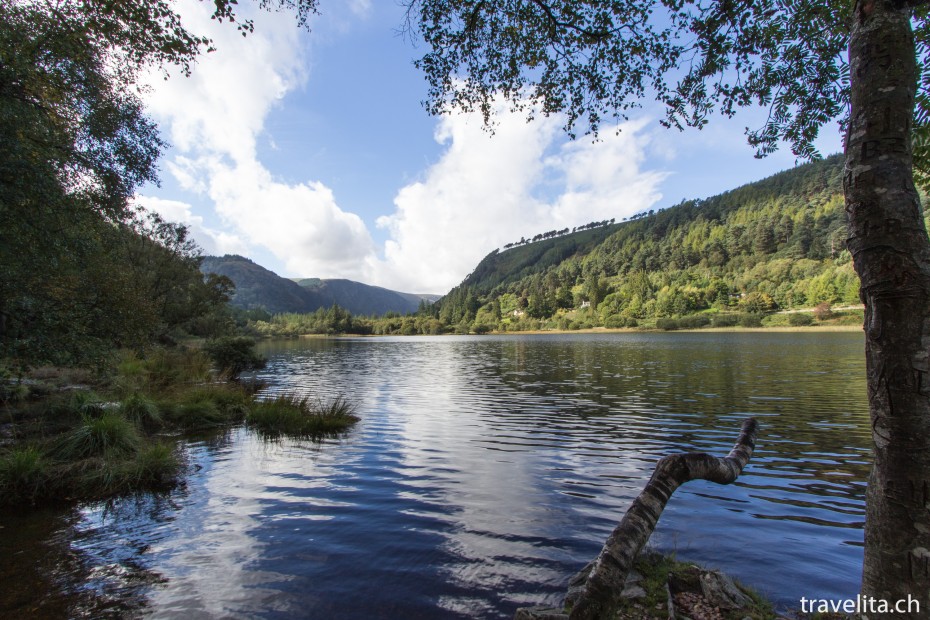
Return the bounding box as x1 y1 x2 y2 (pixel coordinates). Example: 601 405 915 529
656 318 680 331
678 314 711 329
788 313 814 326
711 314 739 328
204 337 266 378
738 313 764 328
813 302 834 321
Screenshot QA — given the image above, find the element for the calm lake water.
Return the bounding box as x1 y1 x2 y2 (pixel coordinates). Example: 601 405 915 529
0 332 871 618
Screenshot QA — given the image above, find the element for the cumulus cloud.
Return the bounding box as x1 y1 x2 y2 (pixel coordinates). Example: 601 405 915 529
372 110 667 293
133 195 249 257
136 1 668 294
137 0 375 279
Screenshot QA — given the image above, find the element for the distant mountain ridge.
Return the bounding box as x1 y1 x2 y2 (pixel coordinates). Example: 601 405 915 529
199 255 439 316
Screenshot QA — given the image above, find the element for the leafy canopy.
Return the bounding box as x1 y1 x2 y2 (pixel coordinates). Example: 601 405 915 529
406 0 929 170
0 0 316 368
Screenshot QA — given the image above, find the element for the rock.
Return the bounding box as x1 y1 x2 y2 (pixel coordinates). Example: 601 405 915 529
563 560 594 609
513 606 569 620
620 583 647 599
698 570 753 610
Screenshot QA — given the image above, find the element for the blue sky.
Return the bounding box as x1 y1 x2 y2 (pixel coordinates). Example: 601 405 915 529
136 0 843 295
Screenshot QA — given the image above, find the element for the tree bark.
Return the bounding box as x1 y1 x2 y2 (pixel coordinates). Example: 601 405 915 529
845 1 930 616
514 418 757 620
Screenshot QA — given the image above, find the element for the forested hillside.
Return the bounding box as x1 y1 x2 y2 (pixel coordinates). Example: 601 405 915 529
201 255 439 317
423 154 883 333
295 278 440 316
200 256 326 315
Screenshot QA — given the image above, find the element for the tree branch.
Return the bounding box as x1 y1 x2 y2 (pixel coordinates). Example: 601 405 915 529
515 417 759 620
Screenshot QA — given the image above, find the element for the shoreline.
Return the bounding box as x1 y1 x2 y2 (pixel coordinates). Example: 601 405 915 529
298 324 865 338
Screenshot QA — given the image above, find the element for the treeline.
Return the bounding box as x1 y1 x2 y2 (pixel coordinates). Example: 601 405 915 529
1 3 245 373
430 155 880 333
245 305 447 338
502 219 616 250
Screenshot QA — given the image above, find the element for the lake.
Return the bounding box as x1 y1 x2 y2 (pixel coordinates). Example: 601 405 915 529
0 332 870 618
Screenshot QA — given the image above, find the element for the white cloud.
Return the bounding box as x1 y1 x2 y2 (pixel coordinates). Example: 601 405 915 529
132 195 249 256
137 1 668 294
372 109 666 293
138 0 374 279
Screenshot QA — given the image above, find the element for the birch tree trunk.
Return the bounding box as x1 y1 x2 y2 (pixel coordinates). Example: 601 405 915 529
846 1 930 615
513 418 758 620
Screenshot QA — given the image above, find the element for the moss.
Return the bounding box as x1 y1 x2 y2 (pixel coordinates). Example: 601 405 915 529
608 552 777 620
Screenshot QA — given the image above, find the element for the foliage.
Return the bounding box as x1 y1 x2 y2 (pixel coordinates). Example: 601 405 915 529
0 0 316 371
403 156 866 334
120 393 163 430
247 394 359 439
0 446 47 504
204 337 266 378
53 413 142 460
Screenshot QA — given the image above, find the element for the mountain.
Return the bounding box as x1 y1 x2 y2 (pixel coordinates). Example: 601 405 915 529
200 255 439 316
429 153 879 331
293 278 440 316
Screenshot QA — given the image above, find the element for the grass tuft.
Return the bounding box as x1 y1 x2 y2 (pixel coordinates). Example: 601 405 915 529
94 443 180 493
53 412 141 460
247 393 359 439
121 393 163 429
0 446 48 503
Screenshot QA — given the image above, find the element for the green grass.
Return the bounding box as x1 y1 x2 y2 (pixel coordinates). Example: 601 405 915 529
121 393 162 429
68 390 107 416
0 446 48 504
247 394 359 439
53 412 141 460
604 551 776 620
92 442 180 494
158 384 251 429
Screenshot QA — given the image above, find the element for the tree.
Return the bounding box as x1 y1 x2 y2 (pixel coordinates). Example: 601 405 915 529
404 0 930 615
1 0 316 368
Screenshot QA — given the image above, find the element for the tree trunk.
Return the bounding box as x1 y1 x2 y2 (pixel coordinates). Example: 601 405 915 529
515 418 758 620
845 1 930 616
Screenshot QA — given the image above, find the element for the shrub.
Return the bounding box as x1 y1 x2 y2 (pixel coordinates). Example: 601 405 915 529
711 314 739 328
788 313 814 326
656 318 680 330
204 337 266 378
677 314 711 329
813 302 834 321
738 313 764 328
143 347 213 387
248 393 359 439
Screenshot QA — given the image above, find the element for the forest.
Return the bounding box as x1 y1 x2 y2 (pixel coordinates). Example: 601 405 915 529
246 154 882 337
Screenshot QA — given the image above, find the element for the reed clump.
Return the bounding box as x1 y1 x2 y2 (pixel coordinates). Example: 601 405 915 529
247 394 358 439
